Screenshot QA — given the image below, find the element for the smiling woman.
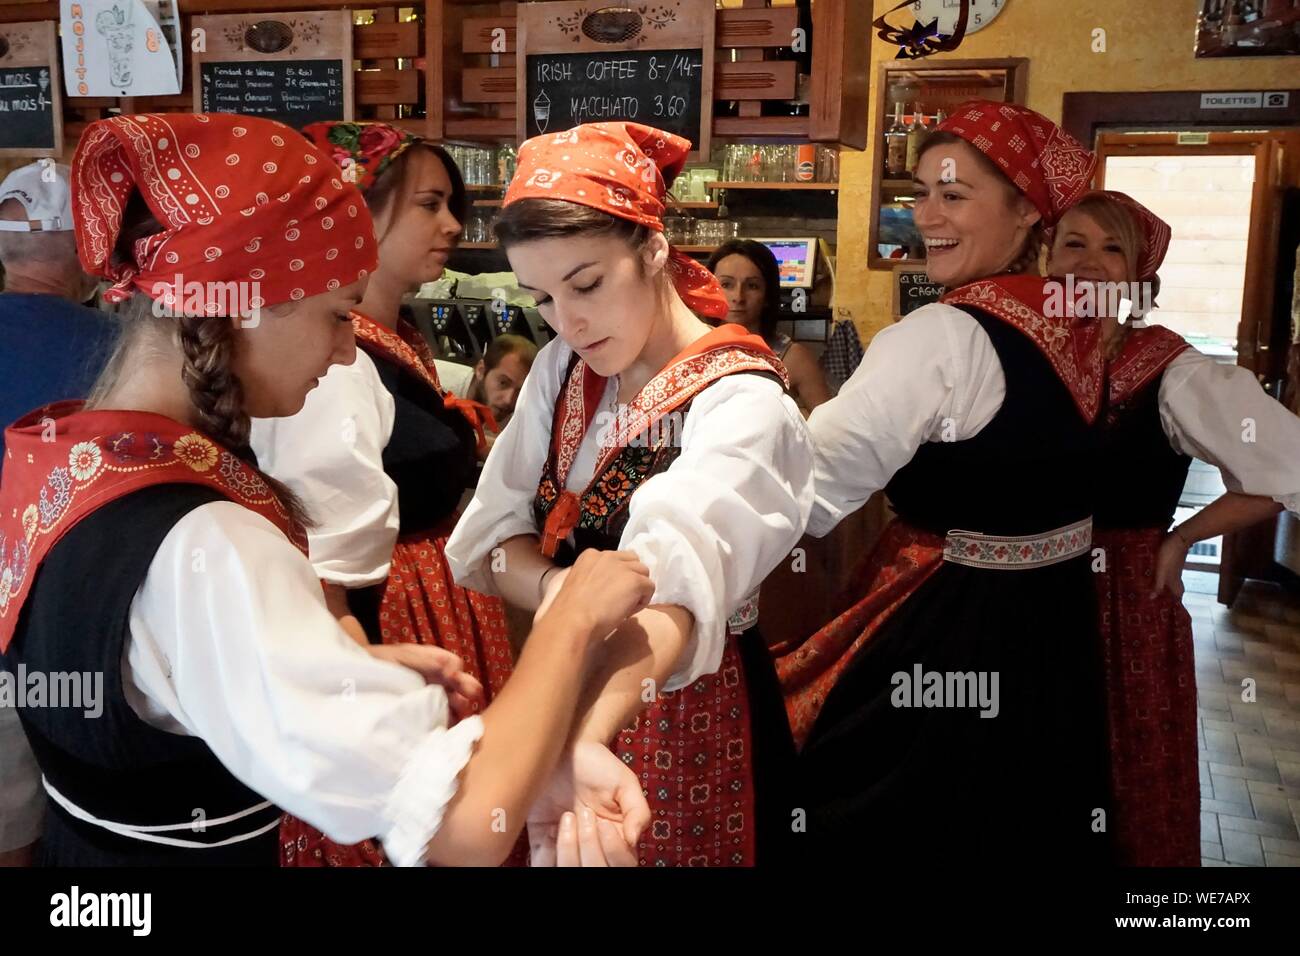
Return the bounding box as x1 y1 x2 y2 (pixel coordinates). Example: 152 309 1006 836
777 101 1117 866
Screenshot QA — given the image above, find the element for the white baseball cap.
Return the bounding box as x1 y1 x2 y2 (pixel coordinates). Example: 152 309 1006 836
0 161 74 232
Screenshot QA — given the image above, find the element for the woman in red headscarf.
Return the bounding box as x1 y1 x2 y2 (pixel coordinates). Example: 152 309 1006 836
775 101 1112 864
444 122 814 866
1046 190 1300 866
0 113 654 867
249 122 520 866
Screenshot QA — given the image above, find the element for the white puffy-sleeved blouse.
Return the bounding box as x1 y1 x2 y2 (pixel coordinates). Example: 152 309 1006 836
116 500 481 867
808 305 1300 537
444 337 815 692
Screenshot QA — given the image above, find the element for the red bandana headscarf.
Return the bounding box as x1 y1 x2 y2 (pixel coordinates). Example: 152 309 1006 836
504 122 727 319
72 112 377 314
300 121 421 194
935 100 1097 227
1048 189 1172 283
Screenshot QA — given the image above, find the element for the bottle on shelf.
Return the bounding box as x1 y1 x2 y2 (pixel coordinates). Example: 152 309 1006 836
885 100 909 178
905 107 929 174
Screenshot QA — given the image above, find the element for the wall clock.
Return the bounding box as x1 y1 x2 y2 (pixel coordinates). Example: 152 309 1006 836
907 0 1009 37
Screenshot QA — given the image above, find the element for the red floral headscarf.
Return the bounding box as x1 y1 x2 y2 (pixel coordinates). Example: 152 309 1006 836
1048 189 1172 283
300 121 420 194
504 122 727 319
934 101 1097 227
72 112 377 314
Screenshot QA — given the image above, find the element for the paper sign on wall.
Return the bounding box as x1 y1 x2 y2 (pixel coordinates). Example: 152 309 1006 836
60 0 183 97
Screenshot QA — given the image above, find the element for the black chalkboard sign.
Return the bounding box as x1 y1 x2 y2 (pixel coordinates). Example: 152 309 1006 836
524 48 705 148
199 60 345 130
0 66 56 151
895 267 944 317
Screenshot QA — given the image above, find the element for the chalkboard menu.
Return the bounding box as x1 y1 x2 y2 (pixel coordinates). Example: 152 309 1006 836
894 266 944 318
0 66 56 150
0 21 61 157
524 49 705 148
199 60 345 130
517 0 715 156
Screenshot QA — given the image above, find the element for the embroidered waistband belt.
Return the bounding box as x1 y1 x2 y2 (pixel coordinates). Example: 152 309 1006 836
942 517 1093 571
43 777 282 850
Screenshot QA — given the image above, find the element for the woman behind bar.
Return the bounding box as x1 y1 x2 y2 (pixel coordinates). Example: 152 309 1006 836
445 122 814 866
1046 190 1300 866
708 239 831 414
250 121 521 866
777 101 1113 864
0 113 653 867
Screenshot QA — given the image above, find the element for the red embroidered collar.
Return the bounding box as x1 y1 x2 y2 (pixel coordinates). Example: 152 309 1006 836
941 274 1105 423
350 310 499 455
1107 324 1190 407
540 323 787 557
0 403 305 652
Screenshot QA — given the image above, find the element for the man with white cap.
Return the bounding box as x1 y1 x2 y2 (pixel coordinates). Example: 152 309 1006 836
0 160 114 867
0 159 116 456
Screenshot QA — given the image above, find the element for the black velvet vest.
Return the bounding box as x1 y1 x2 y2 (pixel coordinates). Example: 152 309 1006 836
884 308 1099 537
2 485 280 865
1094 370 1191 531
346 345 479 637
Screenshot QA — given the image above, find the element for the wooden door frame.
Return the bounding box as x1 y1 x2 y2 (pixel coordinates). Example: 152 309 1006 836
1093 132 1285 382
1062 89 1300 147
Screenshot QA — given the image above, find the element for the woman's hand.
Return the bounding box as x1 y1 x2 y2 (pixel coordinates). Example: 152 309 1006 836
538 549 654 641
554 808 638 867
367 643 485 719
1152 531 1190 600
526 740 650 867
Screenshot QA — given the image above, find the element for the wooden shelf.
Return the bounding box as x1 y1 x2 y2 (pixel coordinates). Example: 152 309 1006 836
677 245 720 253
459 242 500 250
465 183 504 192
473 199 503 207
706 182 840 191
714 116 812 139
882 178 915 189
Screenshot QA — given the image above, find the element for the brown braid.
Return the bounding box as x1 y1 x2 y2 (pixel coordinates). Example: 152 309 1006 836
174 314 313 530
176 314 249 451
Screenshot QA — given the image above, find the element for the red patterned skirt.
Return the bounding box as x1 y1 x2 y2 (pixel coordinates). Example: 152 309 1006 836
281 521 521 867
616 626 794 866
775 519 945 748
1094 527 1199 867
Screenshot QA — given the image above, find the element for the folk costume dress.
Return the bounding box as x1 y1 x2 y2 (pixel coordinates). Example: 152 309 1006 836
445 122 815 867
1079 192 1300 864
775 103 1115 865
250 121 515 868
0 114 482 867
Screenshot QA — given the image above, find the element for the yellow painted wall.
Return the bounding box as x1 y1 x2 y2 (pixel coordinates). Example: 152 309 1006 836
841 0 1300 345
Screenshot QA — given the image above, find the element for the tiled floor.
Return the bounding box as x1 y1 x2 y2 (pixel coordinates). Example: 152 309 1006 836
1188 572 1300 867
